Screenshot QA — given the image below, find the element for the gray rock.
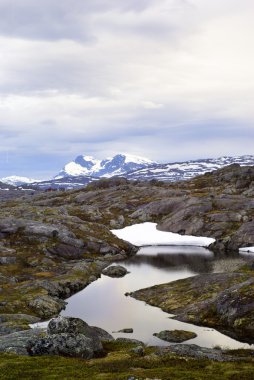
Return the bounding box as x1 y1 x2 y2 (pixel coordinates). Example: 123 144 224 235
130 345 144 356
0 256 16 265
92 326 114 341
28 296 67 318
102 265 128 278
47 243 84 259
0 328 45 355
163 344 238 362
48 316 112 344
27 317 109 358
27 333 102 359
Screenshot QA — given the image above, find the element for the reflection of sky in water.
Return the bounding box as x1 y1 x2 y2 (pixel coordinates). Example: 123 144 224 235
61 246 253 349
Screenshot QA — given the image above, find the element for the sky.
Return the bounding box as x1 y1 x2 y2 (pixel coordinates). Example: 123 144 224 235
0 0 253 178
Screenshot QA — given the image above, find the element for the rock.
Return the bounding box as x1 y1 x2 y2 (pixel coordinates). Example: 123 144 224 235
130 345 144 356
153 330 197 343
27 333 102 358
0 328 46 355
102 265 128 278
48 316 112 344
116 337 144 345
0 313 41 333
161 344 238 362
47 243 84 259
27 317 108 358
117 328 133 333
92 326 114 341
0 256 16 265
131 273 254 343
28 296 67 318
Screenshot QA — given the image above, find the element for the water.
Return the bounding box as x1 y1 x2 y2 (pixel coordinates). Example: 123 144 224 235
61 246 253 349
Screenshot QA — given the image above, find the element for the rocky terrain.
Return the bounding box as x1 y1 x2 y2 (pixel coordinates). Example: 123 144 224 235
0 163 254 376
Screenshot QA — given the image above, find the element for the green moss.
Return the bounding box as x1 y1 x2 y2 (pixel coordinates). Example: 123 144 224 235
0 344 253 380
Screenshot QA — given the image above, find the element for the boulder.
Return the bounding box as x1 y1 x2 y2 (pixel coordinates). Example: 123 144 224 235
102 265 128 278
27 333 102 359
28 296 67 318
153 330 197 343
27 317 111 358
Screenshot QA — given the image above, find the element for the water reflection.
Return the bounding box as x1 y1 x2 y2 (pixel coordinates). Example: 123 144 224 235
127 246 214 273
61 246 252 349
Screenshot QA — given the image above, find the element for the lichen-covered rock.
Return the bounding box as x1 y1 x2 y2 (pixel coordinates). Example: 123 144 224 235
27 333 102 358
27 317 111 358
157 344 239 362
102 265 128 278
28 296 67 318
153 330 197 343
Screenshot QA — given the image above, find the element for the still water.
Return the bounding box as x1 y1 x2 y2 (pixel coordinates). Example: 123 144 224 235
61 246 253 349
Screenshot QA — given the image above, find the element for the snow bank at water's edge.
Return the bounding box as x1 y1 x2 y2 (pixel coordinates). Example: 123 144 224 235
111 222 215 247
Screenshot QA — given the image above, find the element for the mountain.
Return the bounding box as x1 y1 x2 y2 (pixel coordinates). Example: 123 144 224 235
21 175 97 191
56 154 154 179
125 155 254 182
5 154 254 191
0 176 42 187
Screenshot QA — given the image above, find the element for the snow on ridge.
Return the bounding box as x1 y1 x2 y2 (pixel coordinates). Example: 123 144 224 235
123 153 154 164
111 222 215 247
1 176 42 186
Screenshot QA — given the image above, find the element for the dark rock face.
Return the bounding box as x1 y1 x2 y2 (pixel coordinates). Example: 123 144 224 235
153 330 197 343
27 317 112 358
102 265 128 278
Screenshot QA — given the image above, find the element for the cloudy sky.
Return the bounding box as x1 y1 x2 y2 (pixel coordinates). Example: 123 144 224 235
0 0 253 178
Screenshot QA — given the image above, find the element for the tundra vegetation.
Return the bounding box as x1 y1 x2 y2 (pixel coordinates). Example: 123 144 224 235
0 164 254 378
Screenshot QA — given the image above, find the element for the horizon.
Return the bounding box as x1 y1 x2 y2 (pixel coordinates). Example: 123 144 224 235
0 1 253 178
1 152 254 181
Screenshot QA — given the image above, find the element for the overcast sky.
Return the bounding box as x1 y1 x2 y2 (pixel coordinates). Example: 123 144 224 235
0 0 253 178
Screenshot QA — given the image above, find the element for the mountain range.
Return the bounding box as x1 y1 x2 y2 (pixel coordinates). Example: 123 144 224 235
1 154 254 190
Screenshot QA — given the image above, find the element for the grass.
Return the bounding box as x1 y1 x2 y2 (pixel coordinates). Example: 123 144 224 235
0 341 253 380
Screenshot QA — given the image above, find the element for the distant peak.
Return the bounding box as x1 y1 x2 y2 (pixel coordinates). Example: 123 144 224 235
57 152 155 178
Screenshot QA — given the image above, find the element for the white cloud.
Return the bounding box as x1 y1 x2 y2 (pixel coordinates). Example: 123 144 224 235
0 0 253 176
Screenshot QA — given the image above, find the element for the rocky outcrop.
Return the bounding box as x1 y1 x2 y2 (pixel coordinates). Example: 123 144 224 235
157 344 242 362
130 271 254 343
27 317 112 358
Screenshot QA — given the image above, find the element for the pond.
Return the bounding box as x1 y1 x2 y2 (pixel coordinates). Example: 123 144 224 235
61 245 252 349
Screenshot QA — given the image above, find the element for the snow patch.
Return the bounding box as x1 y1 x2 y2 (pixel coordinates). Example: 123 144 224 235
239 246 254 255
111 222 215 247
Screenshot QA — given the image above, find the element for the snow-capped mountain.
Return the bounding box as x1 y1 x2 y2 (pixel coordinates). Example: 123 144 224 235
125 155 254 182
6 154 254 191
56 154 154 179
0 176 42 187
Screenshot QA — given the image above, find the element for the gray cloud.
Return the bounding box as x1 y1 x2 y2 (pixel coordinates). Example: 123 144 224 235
0 0 253 177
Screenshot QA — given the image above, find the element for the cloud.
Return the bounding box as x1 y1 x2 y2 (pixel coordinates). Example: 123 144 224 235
0 0 253 177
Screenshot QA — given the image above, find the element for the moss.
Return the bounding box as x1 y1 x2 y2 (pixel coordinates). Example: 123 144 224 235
0 344 253 380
